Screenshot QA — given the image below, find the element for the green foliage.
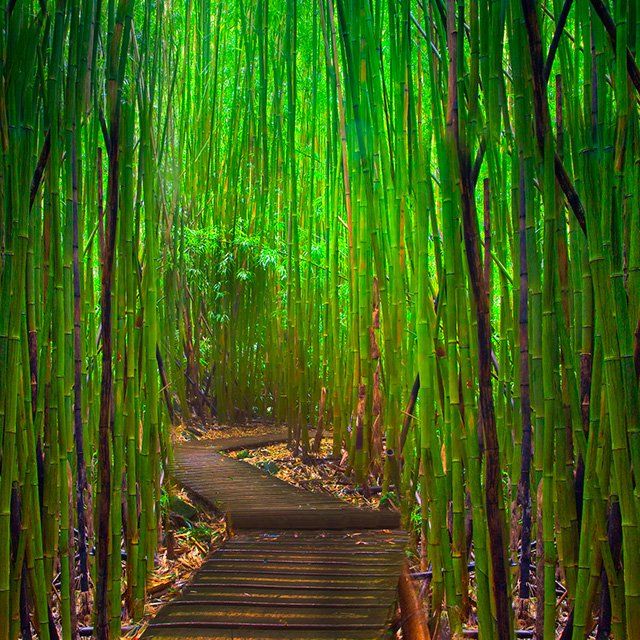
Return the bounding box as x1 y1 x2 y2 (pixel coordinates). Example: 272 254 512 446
178 523 219 545
256 460 280 475
2 0 640 638
380 491 400 510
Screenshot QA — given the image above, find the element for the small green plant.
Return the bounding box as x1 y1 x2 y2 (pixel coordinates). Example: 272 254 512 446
256 460 279 475
178 523 216 545
409 504 423 533
379 491 399 508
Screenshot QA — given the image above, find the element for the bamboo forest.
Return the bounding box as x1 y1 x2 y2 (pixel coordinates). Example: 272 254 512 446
1 0 640 638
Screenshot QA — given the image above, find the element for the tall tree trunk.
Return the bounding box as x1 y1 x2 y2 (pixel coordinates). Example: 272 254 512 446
517 159 533 599
445 2 511 638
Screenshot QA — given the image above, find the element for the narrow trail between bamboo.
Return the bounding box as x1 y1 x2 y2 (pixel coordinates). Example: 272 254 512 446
142 436 406 639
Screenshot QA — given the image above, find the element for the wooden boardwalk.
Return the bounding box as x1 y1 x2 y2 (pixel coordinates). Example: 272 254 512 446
172 442 400 530
144 441 405 639
209 427 314 452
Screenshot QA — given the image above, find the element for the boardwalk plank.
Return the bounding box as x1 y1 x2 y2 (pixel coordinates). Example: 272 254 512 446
207 428 316 452
143 442 405 640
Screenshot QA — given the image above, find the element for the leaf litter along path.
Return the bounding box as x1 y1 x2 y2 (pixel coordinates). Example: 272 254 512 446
141 434 406 640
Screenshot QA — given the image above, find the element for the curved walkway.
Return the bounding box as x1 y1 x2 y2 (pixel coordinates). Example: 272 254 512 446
143 440 405 640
